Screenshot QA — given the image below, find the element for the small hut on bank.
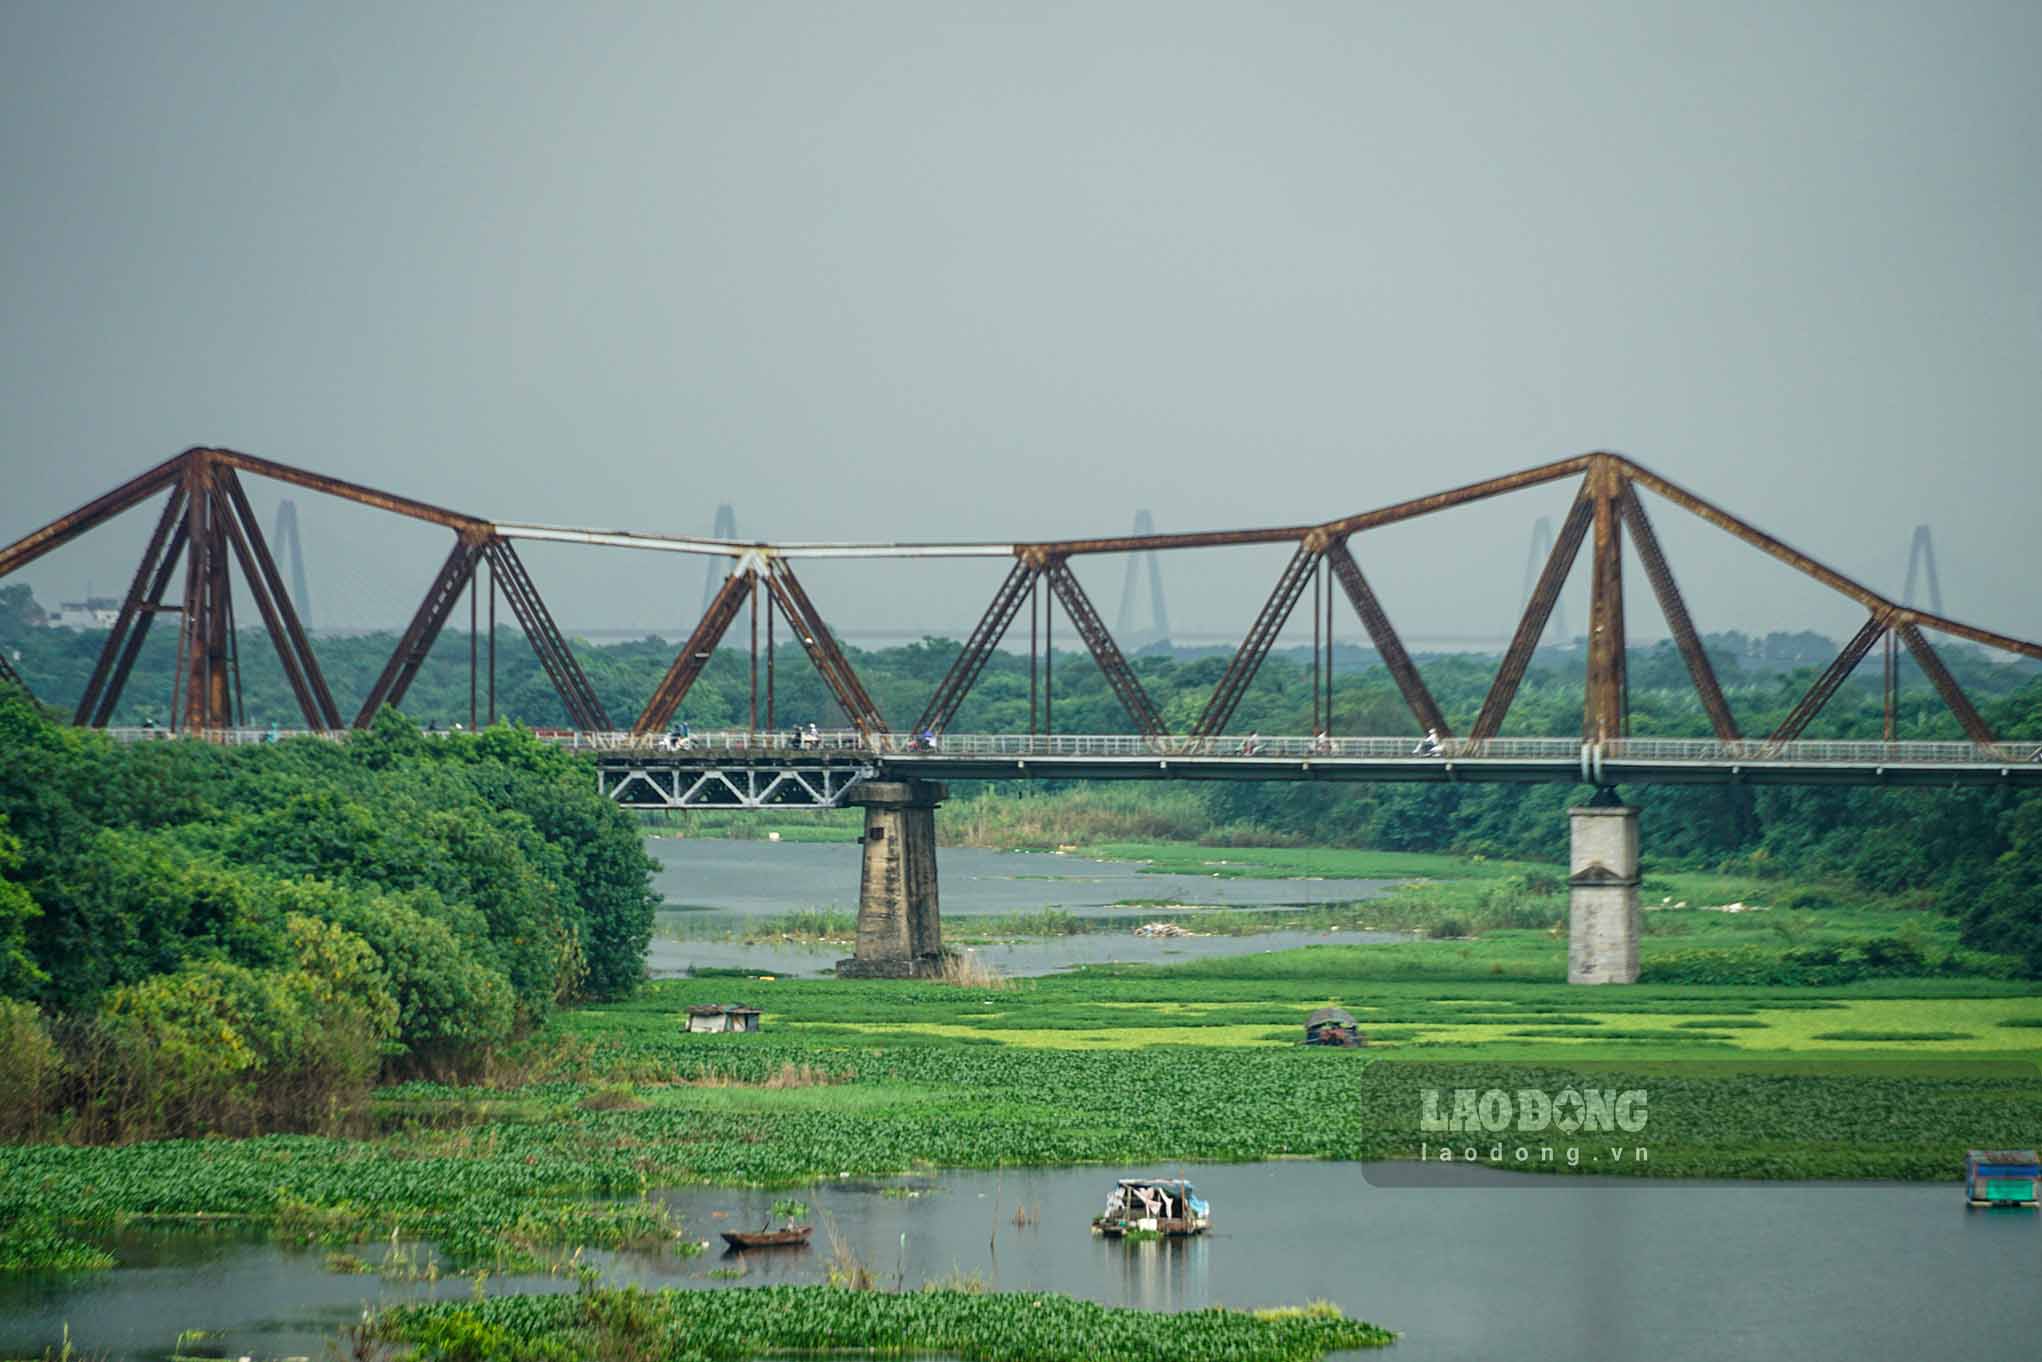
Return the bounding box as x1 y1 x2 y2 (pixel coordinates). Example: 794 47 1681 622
686 1003 762 1034
1303 1006 1365 1047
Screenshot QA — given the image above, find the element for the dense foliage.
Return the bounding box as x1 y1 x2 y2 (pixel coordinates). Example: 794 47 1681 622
0 689 658 1137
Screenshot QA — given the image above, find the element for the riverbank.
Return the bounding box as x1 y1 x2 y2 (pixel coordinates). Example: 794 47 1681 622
8 957 2040 1269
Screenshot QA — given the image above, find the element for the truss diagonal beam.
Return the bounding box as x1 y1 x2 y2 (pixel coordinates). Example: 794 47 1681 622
215 474 336 730
1472 483 1593 739
1619 460 2039 663
354 538 485 727
75 484 186 726
1770 614 1887 743
1191 544 1322 739
218 468 341 730
1616 483 1738 742
485 539 610 732
636 569 751 734
0 453 187 581
916 560 1039 736
89 519 188 728
1324 538 1448 737
1896 621 1996 745
765 561 889 736
0 647 24 696
1044 558 1166 739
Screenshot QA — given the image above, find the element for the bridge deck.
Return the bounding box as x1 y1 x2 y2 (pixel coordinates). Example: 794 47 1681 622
101 728 2042 803
557 730 2042 805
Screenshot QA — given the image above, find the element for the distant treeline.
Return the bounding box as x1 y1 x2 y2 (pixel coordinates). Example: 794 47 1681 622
0 689 658 1141
4 604 2040 974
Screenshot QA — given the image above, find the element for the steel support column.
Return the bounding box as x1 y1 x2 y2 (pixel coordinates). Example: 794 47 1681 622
178 458 238 732
1584 457 1628 741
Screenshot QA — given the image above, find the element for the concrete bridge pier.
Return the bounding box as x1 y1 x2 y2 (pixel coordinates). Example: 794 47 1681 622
1568 793 1641 984
837 780 947 979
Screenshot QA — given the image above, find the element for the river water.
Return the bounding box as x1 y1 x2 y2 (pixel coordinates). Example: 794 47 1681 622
645 837 1412 977
4 1163 2035 1361
9 843 2033 1357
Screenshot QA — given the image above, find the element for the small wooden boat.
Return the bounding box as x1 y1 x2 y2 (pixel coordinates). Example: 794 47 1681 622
1091 1177 1210 1237
720 1224 813 1249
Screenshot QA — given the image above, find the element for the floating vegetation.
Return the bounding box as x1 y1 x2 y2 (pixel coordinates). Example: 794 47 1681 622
380 1284 1395 1361
1812 1030 1976 1042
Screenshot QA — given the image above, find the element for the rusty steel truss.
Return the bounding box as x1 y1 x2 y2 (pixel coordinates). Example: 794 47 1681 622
3 447 2039 746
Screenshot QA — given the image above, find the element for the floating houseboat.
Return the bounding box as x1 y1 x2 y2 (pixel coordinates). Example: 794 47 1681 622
1965 1149 2039 1207
1303 1006 1365 1047
1091 1177 1210 1237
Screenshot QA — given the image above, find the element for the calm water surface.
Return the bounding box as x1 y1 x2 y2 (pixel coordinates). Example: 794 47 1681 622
646 837 1410 977
4 1163 2035 1361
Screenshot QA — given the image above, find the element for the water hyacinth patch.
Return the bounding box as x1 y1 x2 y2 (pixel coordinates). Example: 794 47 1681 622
382 1284 1394 1362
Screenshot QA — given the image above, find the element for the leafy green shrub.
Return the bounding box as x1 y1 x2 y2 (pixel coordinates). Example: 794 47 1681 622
69 958 387 1140
0 998 59 1141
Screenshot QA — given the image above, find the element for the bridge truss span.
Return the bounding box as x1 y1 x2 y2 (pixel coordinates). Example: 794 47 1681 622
4 447 2039 755
596 756 880 810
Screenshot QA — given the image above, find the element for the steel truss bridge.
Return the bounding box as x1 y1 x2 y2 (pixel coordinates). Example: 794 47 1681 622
6 448 2040 800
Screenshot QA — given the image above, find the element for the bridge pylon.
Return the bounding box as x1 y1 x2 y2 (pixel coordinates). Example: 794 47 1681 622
699 504 738 626
1113 510 1170 650
1902 524 1943 616
271 498 312 633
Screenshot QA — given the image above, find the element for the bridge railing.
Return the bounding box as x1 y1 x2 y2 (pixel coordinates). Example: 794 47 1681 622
98 727 2040 766
1602 737 2040 765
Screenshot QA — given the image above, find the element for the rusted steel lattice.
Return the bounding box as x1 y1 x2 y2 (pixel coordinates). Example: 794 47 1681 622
4 445 2040 746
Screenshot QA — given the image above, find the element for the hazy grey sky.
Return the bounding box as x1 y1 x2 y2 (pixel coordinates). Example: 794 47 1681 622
3 1 2038 647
